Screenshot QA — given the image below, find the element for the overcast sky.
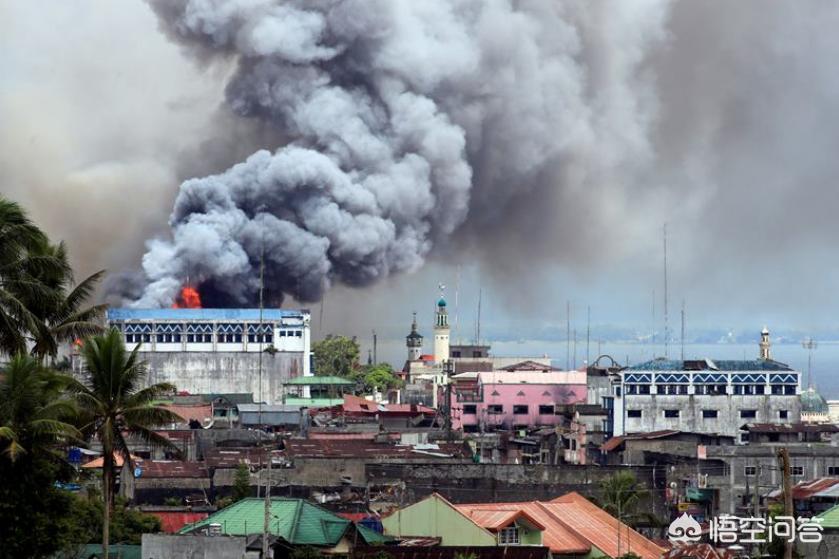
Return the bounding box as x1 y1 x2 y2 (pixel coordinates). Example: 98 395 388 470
4 0 839 348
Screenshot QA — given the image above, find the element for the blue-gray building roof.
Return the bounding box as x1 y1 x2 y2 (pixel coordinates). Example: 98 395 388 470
106 308 305 321
625 358 793 372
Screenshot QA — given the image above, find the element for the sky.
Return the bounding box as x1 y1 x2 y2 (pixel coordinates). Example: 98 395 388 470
4 0 839 356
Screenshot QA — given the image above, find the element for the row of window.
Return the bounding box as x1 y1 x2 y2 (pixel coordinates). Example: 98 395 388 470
123 333 296 344
745 465 813 477
623 384 796 396
626 409 789 420
462 404 556 415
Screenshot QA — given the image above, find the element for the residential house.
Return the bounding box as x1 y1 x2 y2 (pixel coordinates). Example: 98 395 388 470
179 497 388 555
382 492 665 559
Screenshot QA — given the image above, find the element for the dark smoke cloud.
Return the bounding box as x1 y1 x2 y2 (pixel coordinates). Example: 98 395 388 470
128 0 669 307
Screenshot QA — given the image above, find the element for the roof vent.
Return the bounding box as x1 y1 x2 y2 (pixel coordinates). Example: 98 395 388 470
208 523 222 536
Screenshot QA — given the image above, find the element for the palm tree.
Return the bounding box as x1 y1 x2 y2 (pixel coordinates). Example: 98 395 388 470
0 197 64 356
21 241 106 359
0 354 79 461
69 330 181 558
598 471 647 524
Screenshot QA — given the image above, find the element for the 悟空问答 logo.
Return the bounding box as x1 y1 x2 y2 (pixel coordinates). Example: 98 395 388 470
668 513 702 543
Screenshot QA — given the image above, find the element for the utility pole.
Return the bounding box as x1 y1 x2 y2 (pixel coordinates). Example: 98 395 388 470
372 329 377 364
778 448 793 559
680 300 685 361
753 464 761 517
263 445 272 558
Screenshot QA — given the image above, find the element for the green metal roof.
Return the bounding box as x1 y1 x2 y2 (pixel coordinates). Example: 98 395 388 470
816 504 839 529
285 376 355 386
180 498 388 546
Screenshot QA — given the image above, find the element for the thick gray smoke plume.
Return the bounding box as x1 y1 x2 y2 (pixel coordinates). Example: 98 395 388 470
130 0 670 307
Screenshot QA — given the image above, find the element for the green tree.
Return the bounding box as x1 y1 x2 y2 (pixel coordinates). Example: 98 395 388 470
597 471 647 526
232 462 252 501
0 197 66 355
21 240 106 359
0 355 82 558
353 363 403 393
69 329 181 559
312 335 360 377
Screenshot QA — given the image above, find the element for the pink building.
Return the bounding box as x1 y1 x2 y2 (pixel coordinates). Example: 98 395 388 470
450 369 587 431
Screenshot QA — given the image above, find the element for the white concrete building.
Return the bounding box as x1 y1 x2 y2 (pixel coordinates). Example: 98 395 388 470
104 308 311 404
612 330 801 442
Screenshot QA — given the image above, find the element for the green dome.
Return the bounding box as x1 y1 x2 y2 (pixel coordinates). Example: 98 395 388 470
800 388 829 413
437 297 446 307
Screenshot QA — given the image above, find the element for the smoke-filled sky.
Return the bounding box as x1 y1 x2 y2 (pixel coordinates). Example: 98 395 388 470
4 0 839 346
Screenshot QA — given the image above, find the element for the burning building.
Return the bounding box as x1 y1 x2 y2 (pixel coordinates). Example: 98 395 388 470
105 307 311 405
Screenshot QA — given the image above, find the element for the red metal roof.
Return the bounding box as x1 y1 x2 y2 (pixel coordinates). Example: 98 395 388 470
161 403 213 424
453 506 546 531
148 511 209 533
544 492 664 559
767 477 839 500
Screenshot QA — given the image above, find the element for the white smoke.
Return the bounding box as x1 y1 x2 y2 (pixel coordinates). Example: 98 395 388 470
132 0 671 307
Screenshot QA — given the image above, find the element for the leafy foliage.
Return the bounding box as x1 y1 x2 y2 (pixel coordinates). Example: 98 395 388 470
233 462 252 501
597 471 648 527
0 196 104 358
68 329 182 557
351 363 403 393
312 335 360 377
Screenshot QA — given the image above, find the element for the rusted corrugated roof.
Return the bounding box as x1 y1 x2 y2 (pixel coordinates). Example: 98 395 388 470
766 477 839 500
284 439 470 459
355 546 550 559
203 447 271 469
600 430 685 452
161 403 213 424
741 422 839 433
136 460 209 479
543 492 665 559
453 507 546 531
451 501 589 554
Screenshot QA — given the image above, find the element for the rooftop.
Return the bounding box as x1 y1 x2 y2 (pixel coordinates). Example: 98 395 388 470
284 439 470 460
285 375 355 386
816 503 839 529
740 422 839 433
106 308 305 321
625 358 793 372
180 498 387 545
453 371 586 385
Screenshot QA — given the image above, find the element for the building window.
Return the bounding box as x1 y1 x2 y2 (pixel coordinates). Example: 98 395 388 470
513 405 529 415
771 385 783 395
295 330 303 337
791 466 804 477
657 384 688 395
755 385 765 395
664 409 680 418
703 410 718 419
828 466 839 476
740 410 757 419
538 405 554 415
744 466 757 477
463 405 477 415
487 405 503 415
740 433 750 443
785 386 795 395
615 386 622 397
498 526 519 545
695 384 727 396
779 410 789 419
627 409 642 418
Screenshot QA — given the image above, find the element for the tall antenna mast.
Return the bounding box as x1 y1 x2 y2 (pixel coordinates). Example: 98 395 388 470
802 338 818 390
475 288 482 344
680 300 686 361
566 300 571 370
586 306 591 367
454 266 461 344
663 223 669 359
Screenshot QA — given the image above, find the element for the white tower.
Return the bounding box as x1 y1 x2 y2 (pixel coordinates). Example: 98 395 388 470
433 294 450 364
406 312 423 362
759 326 771 360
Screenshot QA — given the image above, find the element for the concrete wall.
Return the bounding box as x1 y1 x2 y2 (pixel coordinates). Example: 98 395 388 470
367 462 667 517
453 383 587 430
142 534 248 559
616 393 801 439
141 351 303 404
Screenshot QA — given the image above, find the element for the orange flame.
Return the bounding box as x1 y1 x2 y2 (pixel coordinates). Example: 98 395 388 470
172 286 202 309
